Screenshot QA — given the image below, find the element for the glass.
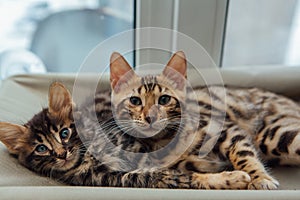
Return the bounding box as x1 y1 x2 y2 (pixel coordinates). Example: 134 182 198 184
0 0 134 79
222 0 300 67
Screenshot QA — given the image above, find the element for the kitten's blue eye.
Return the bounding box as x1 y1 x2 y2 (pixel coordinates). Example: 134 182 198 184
36 144 48 153
130 96 142 106
60 128 70 139
158 95 171 105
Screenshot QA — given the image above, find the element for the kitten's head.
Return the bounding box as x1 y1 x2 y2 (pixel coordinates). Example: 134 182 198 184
110 51 187 138
0 83 83 175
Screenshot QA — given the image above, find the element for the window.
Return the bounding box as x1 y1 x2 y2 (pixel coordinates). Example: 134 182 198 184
0 0 100 52
223 0 300 67
1 0 300 81
137 0 300 69
135 0 227 68
0 0 134 79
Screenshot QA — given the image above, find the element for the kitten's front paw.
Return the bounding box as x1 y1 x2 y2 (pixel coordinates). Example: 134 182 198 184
248 176 279 190
221 171 252 189
192 170 251 189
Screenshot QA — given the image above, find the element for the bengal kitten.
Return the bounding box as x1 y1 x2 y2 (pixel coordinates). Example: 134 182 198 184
0 52 299 190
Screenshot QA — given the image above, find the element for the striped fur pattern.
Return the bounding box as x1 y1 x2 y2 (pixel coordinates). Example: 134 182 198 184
0 52 299 189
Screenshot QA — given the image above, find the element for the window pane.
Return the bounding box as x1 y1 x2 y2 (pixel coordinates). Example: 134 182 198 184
223 0 300 67
0 0 134 79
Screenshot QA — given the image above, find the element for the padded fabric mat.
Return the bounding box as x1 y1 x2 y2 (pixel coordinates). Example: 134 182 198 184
0 68 299 198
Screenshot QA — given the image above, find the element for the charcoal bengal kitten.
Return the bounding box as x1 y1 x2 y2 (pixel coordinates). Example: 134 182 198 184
0 52 299 190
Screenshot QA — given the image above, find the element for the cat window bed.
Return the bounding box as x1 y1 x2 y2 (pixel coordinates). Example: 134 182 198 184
0 67 299 199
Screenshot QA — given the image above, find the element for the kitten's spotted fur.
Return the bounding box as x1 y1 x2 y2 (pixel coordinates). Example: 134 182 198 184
0 52 300 189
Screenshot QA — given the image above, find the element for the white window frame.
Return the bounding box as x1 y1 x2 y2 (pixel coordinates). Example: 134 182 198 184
135 0 229 67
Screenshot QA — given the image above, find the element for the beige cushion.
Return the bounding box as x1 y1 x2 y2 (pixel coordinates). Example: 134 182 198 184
0 67 300 198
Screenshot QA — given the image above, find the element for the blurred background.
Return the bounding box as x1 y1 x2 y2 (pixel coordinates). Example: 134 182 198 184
0 0 299 80
224 0 300 67
0 0 134 78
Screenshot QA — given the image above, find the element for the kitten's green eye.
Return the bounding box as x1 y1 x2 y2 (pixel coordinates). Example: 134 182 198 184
158 95 171 105
36 144 48 153
130 96 142 106
60 128 70 140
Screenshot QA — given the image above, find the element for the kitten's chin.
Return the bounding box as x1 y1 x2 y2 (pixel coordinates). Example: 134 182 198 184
130 126 163 138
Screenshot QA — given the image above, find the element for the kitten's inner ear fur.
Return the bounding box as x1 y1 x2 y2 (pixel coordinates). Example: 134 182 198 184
48 82 73 119
162 51 187 90
0 122 28 155
110 52 137 91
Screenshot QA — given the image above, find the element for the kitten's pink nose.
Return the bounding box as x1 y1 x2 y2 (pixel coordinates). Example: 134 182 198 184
143 105 158 125
145 115 157 124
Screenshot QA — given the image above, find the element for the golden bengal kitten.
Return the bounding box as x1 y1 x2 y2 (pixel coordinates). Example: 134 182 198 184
0 52 300 190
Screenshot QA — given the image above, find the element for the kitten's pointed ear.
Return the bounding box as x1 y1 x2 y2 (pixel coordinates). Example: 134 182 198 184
163 51 187 79
48 82 73 118
0 122 28 155
110 52 136 90
162 51 187 90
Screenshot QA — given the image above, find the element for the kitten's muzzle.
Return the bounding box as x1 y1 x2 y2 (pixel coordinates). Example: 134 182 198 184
54 150 67 159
